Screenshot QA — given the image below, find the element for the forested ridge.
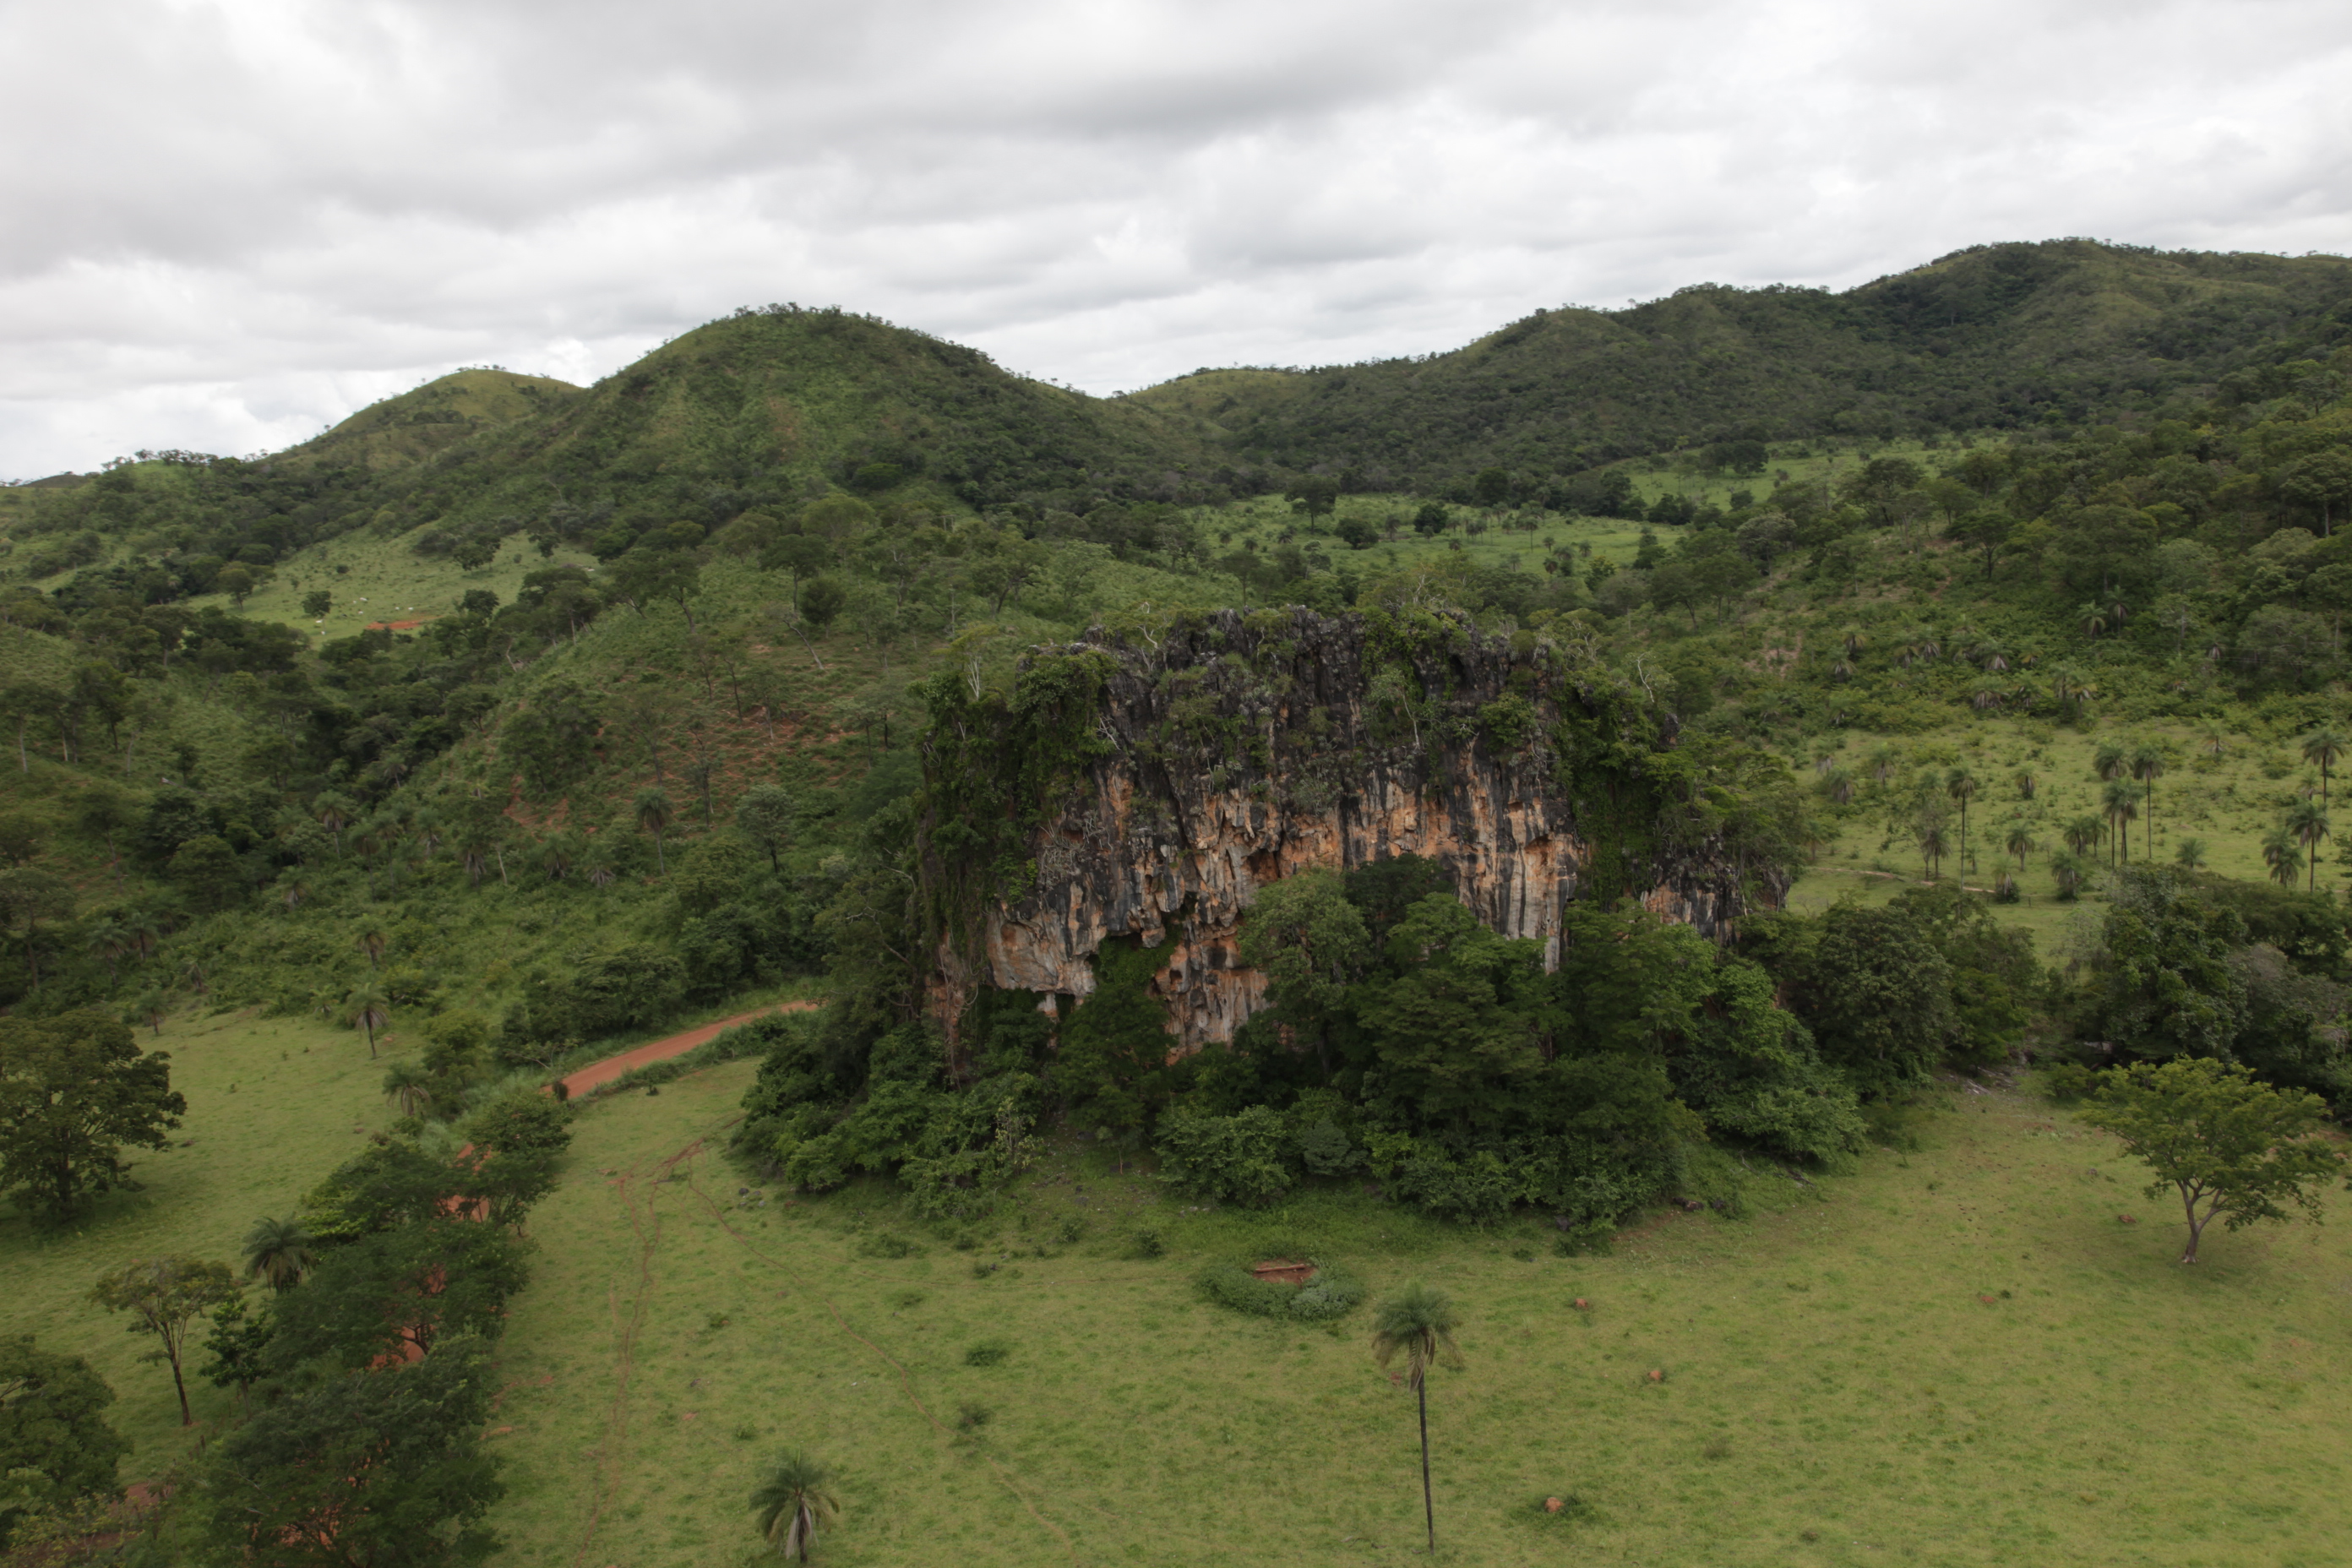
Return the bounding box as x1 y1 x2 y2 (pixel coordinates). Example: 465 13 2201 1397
4 236 2352 1562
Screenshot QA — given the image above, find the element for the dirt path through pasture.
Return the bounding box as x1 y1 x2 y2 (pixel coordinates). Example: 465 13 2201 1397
557 1000 822 1097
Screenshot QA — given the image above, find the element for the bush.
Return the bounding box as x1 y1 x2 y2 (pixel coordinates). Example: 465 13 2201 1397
1196 1260 1365 1321
1154 1104 1293 1206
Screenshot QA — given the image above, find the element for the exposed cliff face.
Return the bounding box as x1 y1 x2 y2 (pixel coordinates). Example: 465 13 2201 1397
922 607 1783 1059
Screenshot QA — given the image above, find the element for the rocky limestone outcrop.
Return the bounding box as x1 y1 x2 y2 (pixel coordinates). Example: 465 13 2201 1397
923 607 1781 1058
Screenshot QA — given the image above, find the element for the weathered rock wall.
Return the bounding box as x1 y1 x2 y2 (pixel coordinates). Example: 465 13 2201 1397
924 607 1775 1055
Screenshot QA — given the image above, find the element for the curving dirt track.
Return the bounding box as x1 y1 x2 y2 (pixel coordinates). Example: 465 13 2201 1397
556 1000 822 1097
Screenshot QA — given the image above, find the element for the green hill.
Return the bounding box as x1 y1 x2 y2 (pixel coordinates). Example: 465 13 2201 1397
280 367 583 474
1130 240 2352 493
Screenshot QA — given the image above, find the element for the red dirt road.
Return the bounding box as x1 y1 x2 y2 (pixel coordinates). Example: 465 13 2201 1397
557 1001 822 1097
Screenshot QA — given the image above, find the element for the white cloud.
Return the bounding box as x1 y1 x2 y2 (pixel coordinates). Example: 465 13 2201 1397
3 0 2351 474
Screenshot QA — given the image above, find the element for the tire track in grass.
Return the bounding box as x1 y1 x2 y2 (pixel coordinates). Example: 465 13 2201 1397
679 1168 1085 1566
569 1135 705 1568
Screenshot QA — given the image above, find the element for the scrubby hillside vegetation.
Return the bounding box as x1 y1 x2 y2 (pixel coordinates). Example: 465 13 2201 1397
4 237 2352 1563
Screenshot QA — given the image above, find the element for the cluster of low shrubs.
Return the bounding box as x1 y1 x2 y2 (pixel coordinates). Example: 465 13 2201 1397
1195 1260 1366 1322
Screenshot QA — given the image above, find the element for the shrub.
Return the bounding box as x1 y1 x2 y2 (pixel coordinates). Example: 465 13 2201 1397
1154 1104 1293 1206
1196 1260 1365 1321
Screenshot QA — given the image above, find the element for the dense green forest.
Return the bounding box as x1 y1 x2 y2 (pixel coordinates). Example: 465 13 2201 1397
4 237 2352 1561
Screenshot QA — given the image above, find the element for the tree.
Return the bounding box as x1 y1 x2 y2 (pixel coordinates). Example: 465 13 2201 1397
199 1294 274 1413
1409 504 1448 537
635 788 674 874
313 791 356 856
2300 726 2347 809
242 1216 317 1292
2078 1059 2345 1263
2174 837 2208 870
0 1335 129 1549
75 787 135 886
451 536 498 572
301 589 333 618
88 1255 239 1425
350 985 391 1059
2097 869 2247 1063
0 1008 184 1221
2132 743 2167 860
736 784 796 873
216 564 257 607
2285 801 2331 893
750 1449 843 1561
2003 822 2035 872
169 834 244 912
357 927 388 969
1236 868 1373 1083
2102 779 2142 867
384 1060 434 1119
0 867 75 989
2262 830 2303 890
799 576 847 634
1369 1285 1463 1554
198 1334 504 1567
1945 768 1978 872
1288 475 1343 525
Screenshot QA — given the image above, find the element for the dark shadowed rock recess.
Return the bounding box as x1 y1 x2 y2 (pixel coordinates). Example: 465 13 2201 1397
920 607 1788 1059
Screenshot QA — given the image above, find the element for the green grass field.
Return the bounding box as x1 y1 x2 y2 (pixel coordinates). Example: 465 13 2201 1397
1787 717 2341 941
478 1059 2352 1568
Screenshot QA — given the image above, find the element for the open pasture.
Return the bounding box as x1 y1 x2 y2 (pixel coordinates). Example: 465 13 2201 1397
482 1061 2352 1567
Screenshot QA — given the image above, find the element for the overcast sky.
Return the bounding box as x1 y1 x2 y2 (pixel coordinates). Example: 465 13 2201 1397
4 0 2350 477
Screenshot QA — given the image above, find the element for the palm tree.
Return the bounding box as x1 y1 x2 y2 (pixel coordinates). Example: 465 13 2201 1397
384 1060 434 1119
2049 849 2084 901
356 928 387 969
2078 602 2110 640
2131 743 2167 860
750 1451 842 1561
636 788 674 874
2302 727 2348 809
313 792 355 855
2093 742 2127 784
280 879 308 912
2262 830 2303 890
2201 724 2227 760
2063 814 2105 859
84 916 128 988
2003 822 2035 872
1369 1286 1464 1554
2286 801 2332 893
1866 747 1898 787
1918 819 1949 881
2102 780 2142 867
2013 768 2036 801
1822 769 1854 806
349 984 390 1059
2174 837 2208 870
1946 769 1979 871
131 991 169 1036
242 1216 316 1292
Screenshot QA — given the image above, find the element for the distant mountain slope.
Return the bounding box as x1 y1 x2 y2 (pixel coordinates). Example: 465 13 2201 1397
1128 240 2352 492
412 306 1220 525
281 368 582 473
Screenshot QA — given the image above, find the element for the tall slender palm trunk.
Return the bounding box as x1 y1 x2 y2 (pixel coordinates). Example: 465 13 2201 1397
1418 1377 1435 1552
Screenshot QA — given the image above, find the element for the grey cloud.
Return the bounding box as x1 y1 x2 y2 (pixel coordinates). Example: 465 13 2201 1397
3 0 2352 473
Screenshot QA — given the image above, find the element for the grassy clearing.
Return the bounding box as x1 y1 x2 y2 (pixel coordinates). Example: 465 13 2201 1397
485 1060 2352 1567
0 1010 393 1465
1787 716 2342 944
181 529 603 639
